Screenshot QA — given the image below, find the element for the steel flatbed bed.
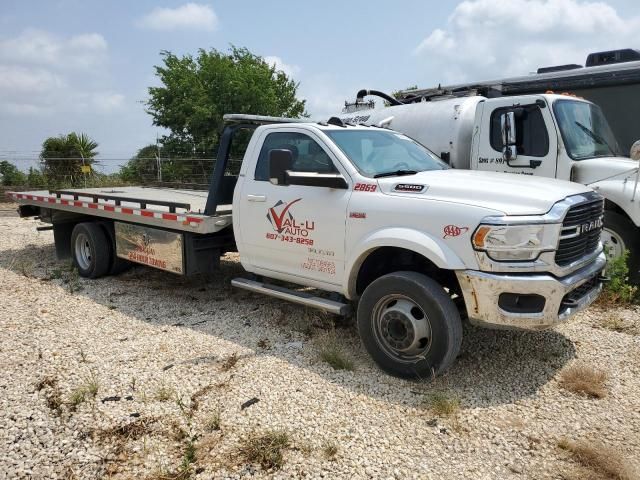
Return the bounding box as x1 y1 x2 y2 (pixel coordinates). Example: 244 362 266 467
9 186 233 234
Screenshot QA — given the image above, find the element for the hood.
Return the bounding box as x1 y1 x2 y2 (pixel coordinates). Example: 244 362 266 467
376 169 593 216
571 157 639 185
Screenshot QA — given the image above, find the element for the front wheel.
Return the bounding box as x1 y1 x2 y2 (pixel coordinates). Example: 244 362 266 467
603 211 640 284
357 271 462 379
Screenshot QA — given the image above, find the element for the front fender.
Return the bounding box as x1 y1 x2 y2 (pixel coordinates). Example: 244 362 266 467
344 227 467 298
592 179 640 226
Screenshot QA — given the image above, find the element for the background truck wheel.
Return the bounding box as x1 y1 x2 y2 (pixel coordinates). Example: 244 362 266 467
357 271 462 379
603 211 640 283
71 223 112 279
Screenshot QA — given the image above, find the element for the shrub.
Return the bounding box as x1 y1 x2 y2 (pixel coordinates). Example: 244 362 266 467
602 250 638 305
559 364 608 398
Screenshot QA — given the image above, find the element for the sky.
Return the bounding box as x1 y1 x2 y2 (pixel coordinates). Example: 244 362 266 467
0 0 639 167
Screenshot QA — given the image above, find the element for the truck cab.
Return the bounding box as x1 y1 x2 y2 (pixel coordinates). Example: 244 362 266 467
338 92 640 281
229 116 605 377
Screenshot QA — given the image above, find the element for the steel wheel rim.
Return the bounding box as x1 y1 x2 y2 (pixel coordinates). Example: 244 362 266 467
602 227 625 260
74 232 92 270
371 294 432 363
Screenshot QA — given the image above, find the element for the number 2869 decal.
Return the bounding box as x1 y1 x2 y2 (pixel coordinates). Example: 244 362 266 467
354 183 377 192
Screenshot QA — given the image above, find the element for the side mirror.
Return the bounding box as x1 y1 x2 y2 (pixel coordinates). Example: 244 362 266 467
501 111 517 161
268 149 293 185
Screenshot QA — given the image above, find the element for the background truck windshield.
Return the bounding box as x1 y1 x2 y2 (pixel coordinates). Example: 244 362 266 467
326 129 448 177
553 100 620 160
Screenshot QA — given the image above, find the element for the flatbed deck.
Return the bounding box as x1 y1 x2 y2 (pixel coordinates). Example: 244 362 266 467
9 186 233 234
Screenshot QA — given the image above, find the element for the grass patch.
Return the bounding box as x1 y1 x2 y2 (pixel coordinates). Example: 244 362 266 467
423 391 460 416
67 373 99 409
322 440 339 460
559 364 608 398
181 438 197 472
558 438 635 480
204 410 221 432
68 388 88 408
239 429 290 470
317 334 354 371
155 385 175 402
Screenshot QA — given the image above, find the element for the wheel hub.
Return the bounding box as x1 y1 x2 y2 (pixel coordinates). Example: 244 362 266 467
602 227 625 260
74 232 92 270
381 311 415 350
373 295 432 360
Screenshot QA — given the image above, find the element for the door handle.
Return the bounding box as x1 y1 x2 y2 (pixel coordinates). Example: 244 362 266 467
247 194 267 202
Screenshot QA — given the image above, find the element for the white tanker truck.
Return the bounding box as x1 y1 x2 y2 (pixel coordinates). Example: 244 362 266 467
336 89 640 282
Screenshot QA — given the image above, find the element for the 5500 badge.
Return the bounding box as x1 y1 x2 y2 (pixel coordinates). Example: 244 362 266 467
265 199 315 246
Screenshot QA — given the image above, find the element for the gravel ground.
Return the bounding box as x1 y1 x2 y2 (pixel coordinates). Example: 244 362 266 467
1 214 639 479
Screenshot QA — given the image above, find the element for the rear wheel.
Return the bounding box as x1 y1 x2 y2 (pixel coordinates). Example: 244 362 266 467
357 271 462 379
110 255 132 275
71 223 112 278
603 211 640 283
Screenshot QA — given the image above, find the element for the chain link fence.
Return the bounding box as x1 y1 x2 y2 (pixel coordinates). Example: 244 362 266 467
0 157 244 191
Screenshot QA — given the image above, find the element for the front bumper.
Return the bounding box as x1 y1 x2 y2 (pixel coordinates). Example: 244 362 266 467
456 253 606 331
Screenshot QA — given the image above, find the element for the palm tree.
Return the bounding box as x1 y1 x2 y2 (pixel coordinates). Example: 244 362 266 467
40 132 99 187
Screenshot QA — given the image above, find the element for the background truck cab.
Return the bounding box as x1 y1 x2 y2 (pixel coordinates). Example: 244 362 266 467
338 91 640 281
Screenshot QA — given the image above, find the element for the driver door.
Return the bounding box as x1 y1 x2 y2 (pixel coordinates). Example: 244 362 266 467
474 97 558 179
238 129 351 285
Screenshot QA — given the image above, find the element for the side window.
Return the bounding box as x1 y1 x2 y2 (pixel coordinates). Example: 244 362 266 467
255 132 338 181
490 106 549 157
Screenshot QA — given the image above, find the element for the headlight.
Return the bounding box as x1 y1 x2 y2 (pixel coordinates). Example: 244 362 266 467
473 224 554 261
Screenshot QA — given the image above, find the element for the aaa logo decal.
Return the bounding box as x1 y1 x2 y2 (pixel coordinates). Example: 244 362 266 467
267 199 315 237
443 225 469 239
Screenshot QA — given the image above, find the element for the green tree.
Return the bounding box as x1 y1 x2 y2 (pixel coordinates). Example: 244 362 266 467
146 46 307 158
119 145 158 183
27 167 46 188
0 161 27 186
40 132 99 186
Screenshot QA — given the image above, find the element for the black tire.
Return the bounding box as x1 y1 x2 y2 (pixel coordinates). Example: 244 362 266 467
357 271 462 379
71 223 112 279
603 211 640 284
110 255 132 275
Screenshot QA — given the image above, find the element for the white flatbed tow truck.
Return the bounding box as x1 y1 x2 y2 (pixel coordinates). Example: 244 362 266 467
10 114 606 378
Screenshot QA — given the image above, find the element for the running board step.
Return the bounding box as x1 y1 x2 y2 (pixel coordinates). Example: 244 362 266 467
231 278 351 316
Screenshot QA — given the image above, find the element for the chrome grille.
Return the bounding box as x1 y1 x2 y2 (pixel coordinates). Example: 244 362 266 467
555 198 604 266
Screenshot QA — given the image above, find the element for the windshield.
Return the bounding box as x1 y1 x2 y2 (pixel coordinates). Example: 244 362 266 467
325 129 448 177
553 99 620 160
